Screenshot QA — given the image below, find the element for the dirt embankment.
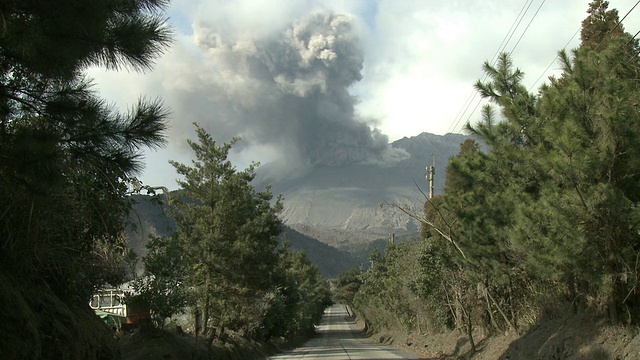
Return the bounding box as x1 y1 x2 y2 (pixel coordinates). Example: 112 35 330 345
360 313 640 360
0 273 119 360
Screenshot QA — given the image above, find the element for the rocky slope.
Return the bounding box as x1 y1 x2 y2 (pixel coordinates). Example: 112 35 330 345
125 132 472 275
126 195 359 278
257 132 471 247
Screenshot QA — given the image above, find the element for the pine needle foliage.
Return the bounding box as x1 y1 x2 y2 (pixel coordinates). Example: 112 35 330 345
0 1 171 358
169 124 284 337
343 1 640 340
160 125 331 341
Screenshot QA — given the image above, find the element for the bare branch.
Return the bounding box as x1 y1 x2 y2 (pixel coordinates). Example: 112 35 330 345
384 201 466 260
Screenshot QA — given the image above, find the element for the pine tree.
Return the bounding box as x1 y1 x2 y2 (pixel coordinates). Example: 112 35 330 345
169 124 283 337
261 243 332 339
465 0 640 322
0 0 171 302
0 1 171 358
580 0 625 50
528 20 640 318
343 1 640 339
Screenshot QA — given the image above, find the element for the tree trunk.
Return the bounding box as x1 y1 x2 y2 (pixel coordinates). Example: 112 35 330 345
194 307 200 348
508 276 517 330
442 283 457 329
460 302 476 354
202 280 210 338
482 283 496 330
486 286 515 331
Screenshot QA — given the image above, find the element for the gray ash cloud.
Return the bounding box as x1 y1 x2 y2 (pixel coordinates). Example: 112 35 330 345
170 11 408 172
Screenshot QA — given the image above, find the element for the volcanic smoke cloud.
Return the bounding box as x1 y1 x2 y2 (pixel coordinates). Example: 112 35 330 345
168 11 408 173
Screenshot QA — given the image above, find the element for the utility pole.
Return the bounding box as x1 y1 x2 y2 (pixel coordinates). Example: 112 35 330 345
426 154 435 199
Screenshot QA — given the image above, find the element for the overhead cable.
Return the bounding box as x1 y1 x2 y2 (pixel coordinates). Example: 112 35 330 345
443 0 535 140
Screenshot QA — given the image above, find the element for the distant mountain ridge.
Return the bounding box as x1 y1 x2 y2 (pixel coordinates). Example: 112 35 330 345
125 132 471 277
125 194 358 278
256 132 471 247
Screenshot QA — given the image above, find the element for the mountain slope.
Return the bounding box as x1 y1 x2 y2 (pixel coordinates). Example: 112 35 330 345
256 132 471 246
125 132 471 275
125 195 357 278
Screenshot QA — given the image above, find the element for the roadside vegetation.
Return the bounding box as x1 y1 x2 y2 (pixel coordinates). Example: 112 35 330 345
335 1 640 357
133 125 332 351
0 1 330 359
0 1 171 358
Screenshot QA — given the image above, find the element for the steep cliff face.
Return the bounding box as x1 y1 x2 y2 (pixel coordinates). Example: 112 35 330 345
257 132 471 246
276 184 422 245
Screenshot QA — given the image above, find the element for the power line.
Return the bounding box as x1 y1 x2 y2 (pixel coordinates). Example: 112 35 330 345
497 0 535 63
450 0 640 138
623 29 640 68
443 0 535 139
618 2 640 66
528 29 579 92
509 0 546 55
593 0 640 52
618 0 640 27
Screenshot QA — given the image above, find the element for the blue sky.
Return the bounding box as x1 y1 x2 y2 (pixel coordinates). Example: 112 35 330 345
87 0 640 189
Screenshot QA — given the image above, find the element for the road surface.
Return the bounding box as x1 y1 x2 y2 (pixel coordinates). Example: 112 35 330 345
268 304 419 359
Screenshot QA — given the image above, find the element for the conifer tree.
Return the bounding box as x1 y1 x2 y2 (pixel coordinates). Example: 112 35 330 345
580 0 625 50
170 124 283 337
0 0 171 301
527 21 640 318
346 1 640 340
0 1 172 358
466 0 640 321
261 243 332 339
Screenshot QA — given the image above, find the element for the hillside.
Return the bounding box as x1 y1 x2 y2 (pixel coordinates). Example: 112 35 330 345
256 132 472 247
125 195 358 278
126 132 472 275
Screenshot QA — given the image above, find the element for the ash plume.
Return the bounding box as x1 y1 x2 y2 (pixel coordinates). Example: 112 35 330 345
167 11 408 175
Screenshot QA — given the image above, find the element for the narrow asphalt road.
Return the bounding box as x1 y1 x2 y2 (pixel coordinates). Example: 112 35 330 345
268 304 419 360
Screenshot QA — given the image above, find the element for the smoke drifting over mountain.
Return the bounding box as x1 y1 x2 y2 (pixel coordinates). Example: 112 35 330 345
172 11 408 172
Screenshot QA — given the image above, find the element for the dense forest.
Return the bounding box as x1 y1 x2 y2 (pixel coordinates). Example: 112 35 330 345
334 0 640 354
0 1 330 359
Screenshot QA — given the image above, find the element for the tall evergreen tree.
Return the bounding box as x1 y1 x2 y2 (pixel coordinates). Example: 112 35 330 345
0 0 171 301
0 1 172 358
170 124 283 337
342 2 640 344
261 243 332 339
465 0 640 322
527 28 640 319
